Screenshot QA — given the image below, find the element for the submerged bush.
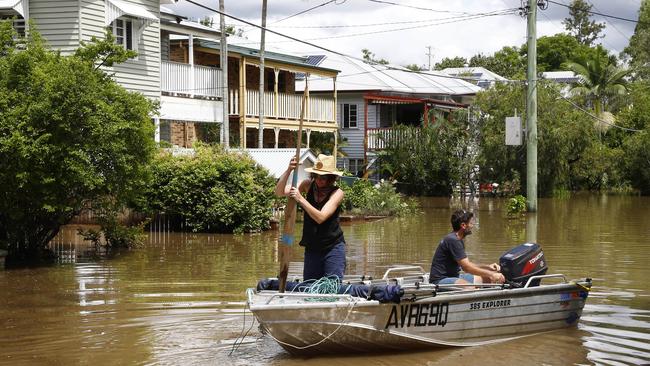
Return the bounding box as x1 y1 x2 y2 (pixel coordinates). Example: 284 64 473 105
139 145 276 233
340 179 419 216
506 195 527 216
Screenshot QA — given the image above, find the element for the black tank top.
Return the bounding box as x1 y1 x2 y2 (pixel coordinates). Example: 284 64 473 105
299 181 344 251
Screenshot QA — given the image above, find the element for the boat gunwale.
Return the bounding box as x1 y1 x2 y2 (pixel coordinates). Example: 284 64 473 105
248 278 591 311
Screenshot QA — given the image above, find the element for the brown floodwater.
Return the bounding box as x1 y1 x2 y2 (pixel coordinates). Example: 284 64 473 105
1 195 649 365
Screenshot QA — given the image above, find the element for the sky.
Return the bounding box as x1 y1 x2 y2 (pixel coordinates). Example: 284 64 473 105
168 0 641 68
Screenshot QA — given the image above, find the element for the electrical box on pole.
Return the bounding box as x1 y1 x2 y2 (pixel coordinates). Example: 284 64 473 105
505 117 522 145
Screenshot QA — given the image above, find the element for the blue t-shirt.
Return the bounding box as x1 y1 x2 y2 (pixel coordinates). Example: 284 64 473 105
429 232 467 283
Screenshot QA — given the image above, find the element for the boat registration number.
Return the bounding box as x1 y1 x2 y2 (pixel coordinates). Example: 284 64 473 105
384 302 449 329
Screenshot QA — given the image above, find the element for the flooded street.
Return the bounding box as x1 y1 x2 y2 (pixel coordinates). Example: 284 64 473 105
1 195 649 365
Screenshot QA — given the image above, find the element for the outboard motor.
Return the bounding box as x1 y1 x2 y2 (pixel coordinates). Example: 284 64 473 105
499 243 548 287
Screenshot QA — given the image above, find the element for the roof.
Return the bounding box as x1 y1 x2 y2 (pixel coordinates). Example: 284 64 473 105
439 67 508 81
541 71 581 83
238 148 316 178
295 53 480 96
169 35 338 75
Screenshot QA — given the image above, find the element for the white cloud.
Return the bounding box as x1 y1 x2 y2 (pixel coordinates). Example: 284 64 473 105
169 0 639 66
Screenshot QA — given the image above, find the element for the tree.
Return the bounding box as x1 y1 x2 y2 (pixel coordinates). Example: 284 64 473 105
434 56 467 70
361 48 389 65
622 0 650 79
469 46 525 79
474 81 618 195
199 16 214 28
0 25 157 261
564 46 631 118
404 64 425 71
562 0 606 46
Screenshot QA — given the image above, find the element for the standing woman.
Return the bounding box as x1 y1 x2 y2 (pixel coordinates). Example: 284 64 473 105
275 154 346 282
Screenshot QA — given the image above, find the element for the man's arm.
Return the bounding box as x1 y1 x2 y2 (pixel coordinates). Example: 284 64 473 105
458 258 504 283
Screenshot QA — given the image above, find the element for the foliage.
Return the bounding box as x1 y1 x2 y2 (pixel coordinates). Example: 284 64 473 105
307 130 348 158
506 195 527 216
562 0 606 46
475 81 608 196
377 110 479 196
469 46 525 79
361 48 389 65
434 56 467 70
405 64 425 71
564 45 631 117
622 0 650 80
533 33 600 72
339 179 418 216
79 212 147 251
0 26 156 261
618 82 650 193
139 145 276 233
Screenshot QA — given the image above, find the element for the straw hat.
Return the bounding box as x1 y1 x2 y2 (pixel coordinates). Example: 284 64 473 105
304 154 344 176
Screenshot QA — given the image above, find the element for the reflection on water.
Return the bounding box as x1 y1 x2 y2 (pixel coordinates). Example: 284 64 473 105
0 195 649 365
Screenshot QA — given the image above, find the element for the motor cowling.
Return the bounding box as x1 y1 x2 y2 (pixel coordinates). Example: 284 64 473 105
499 243 548 287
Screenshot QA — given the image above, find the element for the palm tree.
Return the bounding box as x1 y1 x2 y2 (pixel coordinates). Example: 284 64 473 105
563 46 631 129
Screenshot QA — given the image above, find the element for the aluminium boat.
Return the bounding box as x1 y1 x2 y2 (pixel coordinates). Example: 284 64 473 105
247 243 591 354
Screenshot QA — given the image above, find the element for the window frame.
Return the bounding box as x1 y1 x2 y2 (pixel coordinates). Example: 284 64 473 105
111 17 135 51
340 103 358 129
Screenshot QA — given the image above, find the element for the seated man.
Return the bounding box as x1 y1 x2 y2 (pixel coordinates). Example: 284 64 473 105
429 209 505 286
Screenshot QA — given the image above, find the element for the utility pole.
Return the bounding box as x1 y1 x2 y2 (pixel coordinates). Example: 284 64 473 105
526 0 538 212
258 0 267 148
219 0 229 148
425 45 433 71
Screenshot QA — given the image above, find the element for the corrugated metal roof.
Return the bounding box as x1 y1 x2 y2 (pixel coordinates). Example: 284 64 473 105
439 67 508 81
296 53 480 96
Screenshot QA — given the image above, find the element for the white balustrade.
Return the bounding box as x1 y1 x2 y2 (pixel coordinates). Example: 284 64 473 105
161 61 223 98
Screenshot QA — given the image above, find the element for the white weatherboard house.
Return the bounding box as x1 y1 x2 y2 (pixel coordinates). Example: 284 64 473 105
296 53 481 175
0 0 226 139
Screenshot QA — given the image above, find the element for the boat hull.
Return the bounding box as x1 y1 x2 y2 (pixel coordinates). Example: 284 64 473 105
248 280 590 354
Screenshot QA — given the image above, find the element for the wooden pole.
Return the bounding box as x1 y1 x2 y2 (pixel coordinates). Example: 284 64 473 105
278 76 308 293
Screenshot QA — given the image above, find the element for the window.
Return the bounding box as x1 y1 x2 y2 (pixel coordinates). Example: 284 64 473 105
341 103 358 129
111 18 134 50
0 16 25 37
343 158 365 176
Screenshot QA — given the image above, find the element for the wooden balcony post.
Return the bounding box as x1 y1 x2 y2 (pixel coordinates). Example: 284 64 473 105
305 129 311 149
333 76 337 124
363 97 368 167
274 127 280 148
239 57 247 148
305 73 311 120
274 68 279 118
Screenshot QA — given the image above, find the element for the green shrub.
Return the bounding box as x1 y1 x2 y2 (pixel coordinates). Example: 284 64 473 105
139 145 276 233
506 195 527 216
340 179 419 216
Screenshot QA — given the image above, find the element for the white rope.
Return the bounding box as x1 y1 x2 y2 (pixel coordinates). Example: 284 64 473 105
262 299 359 350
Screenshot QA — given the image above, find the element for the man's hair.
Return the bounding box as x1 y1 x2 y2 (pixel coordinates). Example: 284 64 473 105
451 209 473 231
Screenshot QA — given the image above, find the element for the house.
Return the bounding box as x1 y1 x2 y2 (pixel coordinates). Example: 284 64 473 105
1 0 177 99
439 67 507 89
296 53 481 175
163 31 339 150
1 1 339 154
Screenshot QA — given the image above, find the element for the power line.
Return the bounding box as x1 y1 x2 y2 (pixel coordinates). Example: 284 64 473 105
557 95 643 132
366 0 472 15
269 0 340 25
231 10 518 46
585 0 631 42
182 0 520 84
547 0 646 25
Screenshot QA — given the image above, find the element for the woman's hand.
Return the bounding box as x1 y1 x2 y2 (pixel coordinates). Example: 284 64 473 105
287 157 298 172
288 187 303 204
